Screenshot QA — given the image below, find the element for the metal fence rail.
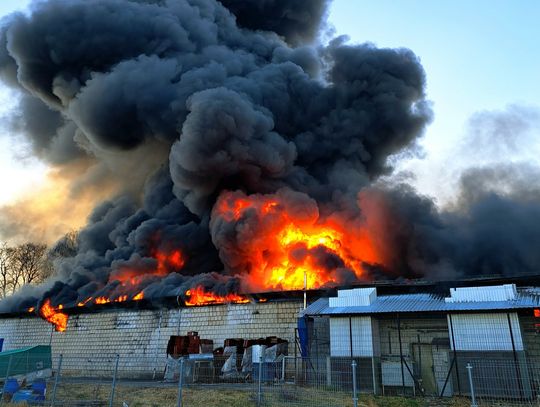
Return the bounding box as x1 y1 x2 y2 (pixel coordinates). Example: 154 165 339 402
2 353 540 406
466 358 540 406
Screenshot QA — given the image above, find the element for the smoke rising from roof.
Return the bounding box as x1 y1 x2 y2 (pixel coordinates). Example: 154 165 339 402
0 0 538 312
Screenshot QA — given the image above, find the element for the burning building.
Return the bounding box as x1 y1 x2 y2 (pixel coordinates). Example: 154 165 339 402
0 0 540 381
0 0 435 323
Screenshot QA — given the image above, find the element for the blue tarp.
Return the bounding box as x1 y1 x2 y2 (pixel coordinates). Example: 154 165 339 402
297 317 309 357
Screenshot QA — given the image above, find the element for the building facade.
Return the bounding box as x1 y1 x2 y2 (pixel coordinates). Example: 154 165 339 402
303 284 540 397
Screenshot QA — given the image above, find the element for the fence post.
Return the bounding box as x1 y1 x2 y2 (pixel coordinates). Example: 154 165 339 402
1 355 13 402
109 354 120 407
352 360 358 407
176 357 185 407
50 354 63 407
466 363 478 407
257 353 263 407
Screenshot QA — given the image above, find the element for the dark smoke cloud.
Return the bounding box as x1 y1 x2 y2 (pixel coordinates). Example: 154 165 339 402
1 0 536 314
360 163 540 279
219 0 329 45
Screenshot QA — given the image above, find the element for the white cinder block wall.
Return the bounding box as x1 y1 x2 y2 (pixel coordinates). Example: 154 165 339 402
0 300 302 376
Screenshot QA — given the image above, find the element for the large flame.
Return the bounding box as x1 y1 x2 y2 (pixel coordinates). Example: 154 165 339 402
213 191 382 291
185 286 250 306
33 188 383 330
71 249 184 310
39 299 68 332
35 247 175 331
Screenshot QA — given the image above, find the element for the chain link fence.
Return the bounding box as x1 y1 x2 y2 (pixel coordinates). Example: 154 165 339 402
2 352 540 406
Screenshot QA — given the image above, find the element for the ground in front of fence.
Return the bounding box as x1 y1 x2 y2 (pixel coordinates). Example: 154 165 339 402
1 383 473 407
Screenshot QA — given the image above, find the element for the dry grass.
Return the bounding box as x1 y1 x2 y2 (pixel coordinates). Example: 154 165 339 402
1 384 475 407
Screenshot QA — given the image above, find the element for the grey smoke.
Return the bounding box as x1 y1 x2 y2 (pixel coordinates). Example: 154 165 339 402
464 104 540 158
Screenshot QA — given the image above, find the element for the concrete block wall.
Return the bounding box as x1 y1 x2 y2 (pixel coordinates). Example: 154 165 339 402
378 317 450 358
310 316 330 360
0 300 302 377
520 315 540 359
378 316 451 395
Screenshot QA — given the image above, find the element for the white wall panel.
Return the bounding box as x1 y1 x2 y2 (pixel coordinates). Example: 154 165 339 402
329 316 378 357
446 284 517 303
449 313 523 351
329 287 377 307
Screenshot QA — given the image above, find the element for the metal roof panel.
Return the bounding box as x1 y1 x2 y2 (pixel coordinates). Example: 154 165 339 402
303 289 540 316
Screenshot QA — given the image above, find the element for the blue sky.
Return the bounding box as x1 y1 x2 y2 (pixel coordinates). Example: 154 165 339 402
1 0 539 205
328 0 540 202
329 0 540 144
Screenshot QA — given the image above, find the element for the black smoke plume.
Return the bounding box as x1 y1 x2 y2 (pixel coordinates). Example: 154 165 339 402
0 0 538 313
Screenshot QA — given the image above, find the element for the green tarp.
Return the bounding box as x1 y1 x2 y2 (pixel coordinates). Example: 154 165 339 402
0 345 52 377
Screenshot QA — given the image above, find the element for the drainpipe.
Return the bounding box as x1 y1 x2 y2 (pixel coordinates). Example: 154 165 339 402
349 317 354 359
153 310 163 379
448 314 461 395
397 313 405 396
303 270 307 310
507 313 523 398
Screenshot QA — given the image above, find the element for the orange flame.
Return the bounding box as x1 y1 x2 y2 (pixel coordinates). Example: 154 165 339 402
27 307 35 313
184 286 250 306
39 299 68 332
213 191 382 291
77 297 92 307
133 292 144 301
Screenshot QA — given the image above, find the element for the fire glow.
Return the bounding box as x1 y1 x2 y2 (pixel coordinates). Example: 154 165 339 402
34 191 383 330
212 191 382 291
111 249 185 287
185 286 250 306
34 245 182 330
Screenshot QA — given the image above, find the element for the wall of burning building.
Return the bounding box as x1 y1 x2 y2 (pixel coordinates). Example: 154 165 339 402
0 300 302 375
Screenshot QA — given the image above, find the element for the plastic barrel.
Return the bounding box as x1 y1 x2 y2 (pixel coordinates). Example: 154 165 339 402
4 378 19 395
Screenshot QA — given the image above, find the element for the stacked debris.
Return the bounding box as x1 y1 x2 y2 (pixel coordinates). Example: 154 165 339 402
164 334 288 382
166 332 212 358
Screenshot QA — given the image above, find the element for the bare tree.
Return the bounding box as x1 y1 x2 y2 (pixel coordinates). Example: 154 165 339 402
0 235 77 298
9 242 48 291
0 242 14 299
48 230 79 259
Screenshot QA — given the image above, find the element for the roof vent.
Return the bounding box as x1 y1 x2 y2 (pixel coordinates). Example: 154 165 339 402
329 287 377 307
445 284 517 303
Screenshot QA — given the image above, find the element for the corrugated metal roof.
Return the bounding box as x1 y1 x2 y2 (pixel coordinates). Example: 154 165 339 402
302 289 540 316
